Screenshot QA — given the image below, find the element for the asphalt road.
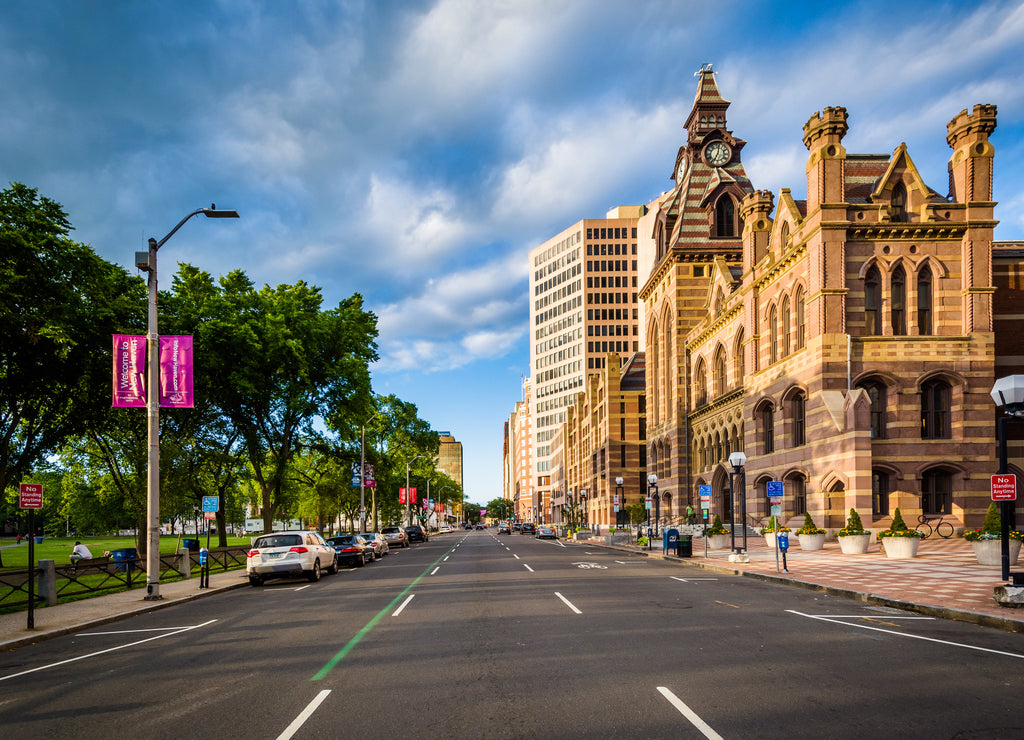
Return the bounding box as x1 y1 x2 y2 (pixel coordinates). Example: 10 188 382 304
2 530 1024 739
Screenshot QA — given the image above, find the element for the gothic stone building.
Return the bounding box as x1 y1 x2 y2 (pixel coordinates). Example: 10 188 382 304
641 65 1018 533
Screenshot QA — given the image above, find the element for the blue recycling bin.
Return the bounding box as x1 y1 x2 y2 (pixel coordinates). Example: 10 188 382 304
111 547 138 572
663 528 679 554
182 538 200 552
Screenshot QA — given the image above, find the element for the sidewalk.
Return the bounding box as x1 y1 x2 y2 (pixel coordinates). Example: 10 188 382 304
0 568 248 652
580 534 1024 633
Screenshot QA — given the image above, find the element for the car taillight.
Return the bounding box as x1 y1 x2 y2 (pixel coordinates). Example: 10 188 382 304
342 547 358 553
289 546 309 553
247 549 259 557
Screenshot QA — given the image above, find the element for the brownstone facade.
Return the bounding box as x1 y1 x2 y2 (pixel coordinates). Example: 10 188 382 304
641 66 1021 534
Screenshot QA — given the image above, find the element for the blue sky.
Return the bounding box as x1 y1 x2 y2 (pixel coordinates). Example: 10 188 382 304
3 1 1023 506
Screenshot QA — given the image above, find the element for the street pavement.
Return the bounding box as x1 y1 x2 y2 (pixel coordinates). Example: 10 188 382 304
2 532 1023 653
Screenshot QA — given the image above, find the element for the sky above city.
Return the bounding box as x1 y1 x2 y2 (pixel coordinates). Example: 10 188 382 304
3 0 1023 505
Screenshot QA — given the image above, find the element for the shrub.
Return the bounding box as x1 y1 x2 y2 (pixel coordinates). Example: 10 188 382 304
964 502 1024 541
706 515 728 535
760 515 791 534
877 507 923 539
838 508 866 537
796 512 825 536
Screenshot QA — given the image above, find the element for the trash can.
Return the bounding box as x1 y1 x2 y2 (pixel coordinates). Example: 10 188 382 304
34 536 44 544
677 535 693 558
182 538 200 552
663 528 679 554
111 547 138 572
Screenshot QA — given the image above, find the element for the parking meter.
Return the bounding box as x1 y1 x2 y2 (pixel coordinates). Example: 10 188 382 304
199 546 209 589
777 532 790 574
199 546 209 565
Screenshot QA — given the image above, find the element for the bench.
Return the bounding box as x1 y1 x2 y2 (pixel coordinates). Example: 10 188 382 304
70 555 111 569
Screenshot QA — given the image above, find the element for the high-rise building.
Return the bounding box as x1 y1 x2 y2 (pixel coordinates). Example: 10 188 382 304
528 208 644 518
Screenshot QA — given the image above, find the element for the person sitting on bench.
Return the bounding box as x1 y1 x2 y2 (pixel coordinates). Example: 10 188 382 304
70 541 93 563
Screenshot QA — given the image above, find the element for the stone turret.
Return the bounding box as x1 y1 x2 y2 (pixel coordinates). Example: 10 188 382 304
947 104 997 203
803 107 848 210
740 190 774 272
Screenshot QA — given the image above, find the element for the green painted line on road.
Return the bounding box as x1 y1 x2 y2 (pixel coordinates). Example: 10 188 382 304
311 538 464 681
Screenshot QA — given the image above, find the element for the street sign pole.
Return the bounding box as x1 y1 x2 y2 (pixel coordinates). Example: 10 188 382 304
20 483 43 630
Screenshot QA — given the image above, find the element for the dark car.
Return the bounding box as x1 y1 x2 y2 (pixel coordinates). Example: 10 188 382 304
405 525 429 543
326 534 373 566
520 523 536 535
497 524 511 534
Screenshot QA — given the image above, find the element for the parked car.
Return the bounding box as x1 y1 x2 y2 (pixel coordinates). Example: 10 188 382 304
326 534 374 566
405 525 429 542
440 525 453 534
246 531 337 586
497 524 511 534
361 532 389 558
536 526 557 539
520 523 536 535
512 523 521 532
382 526 410 548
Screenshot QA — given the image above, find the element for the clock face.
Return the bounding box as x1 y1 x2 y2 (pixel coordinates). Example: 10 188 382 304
676 158 687 180
705 141 731 167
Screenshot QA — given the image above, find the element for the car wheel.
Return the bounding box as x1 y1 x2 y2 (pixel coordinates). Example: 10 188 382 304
307 560 321 582
356 553 366 566
326 556 338 575
249 575 263 587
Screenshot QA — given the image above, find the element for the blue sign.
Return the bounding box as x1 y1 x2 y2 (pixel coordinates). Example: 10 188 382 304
698 485 711 497
767 481 784 498
201 496 219 512
351 462 361 487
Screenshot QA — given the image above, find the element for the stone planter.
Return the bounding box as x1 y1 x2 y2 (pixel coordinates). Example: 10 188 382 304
971 538 1022 566
706 533 731 549
797 532 826 551
881 535 920 559
838 534 871 554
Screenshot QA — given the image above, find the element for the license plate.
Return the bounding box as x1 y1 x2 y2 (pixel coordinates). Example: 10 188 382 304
267 552 283 559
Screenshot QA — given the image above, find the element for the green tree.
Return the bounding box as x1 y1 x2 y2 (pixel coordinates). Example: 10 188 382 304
484 498 514 521
169 266 378 533
0 183 145 493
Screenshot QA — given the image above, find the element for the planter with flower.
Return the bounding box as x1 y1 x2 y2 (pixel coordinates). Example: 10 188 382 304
760 515 791 549
877 508 923 559
964 502 1023 566
837 508 871 554
795 513 826 551
705 515 731 549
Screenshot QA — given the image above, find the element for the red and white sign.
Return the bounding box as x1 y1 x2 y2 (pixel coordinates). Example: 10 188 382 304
992 474 1017 501
204 511 217 520
19 483 43 509
399 487 407 504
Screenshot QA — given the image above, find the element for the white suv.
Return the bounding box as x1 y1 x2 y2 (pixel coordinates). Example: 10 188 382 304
246 531 337 586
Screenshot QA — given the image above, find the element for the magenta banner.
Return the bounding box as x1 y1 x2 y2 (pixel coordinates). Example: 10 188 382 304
112 334 146 407
159 335 194 408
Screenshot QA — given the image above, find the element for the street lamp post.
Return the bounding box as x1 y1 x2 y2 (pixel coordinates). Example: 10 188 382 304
137 205 238 601
360 409 382 533
991 375 1024 582
728 451 748 556
405 454 427 527
580 489 588 529
615 476 624 528
647 474 658 550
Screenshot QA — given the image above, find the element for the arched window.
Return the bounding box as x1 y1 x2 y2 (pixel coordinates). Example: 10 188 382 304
892 183 907 222
713 346 727 397
794 286 806 349
780 222 790 247
769 305 778 364
760 403 775 454
781 296 791 356
872 469 890 516
695 360 707 406
918 265 933 335
735 328 745 385
865 266 881 335
790 391 806 447
922 468 953 515
714 432 722 463
892 265 906 335
921 378 951 439
715 196 736 237
790 475 807 516
858 380 887 440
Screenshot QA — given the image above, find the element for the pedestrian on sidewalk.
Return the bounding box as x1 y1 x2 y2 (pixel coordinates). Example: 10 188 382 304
685 503 696 525
16 533 22 544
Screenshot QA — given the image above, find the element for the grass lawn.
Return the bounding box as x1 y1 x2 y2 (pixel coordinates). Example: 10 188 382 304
0 535 252 570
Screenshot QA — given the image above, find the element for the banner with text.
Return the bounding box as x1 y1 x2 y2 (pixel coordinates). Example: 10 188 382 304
112 334 146 407
159 335 194 408
399 487 407 504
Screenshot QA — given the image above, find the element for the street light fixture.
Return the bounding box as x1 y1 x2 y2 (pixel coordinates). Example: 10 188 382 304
647 474 658 549
360 408 382 533
405 454 427 527
991 375 1024 582
138 205 239 601
728 451 748 556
